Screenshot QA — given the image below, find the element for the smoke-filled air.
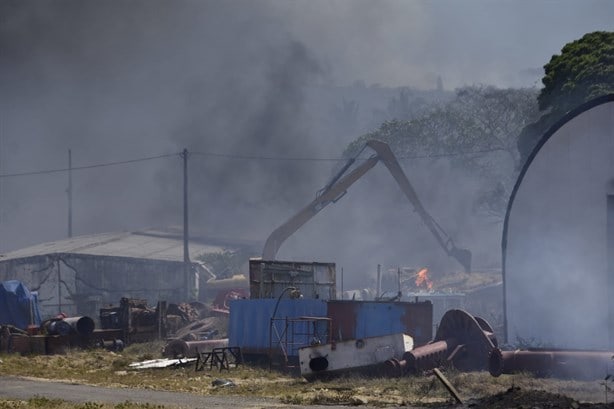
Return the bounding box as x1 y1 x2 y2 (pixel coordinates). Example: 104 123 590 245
0 0 612 291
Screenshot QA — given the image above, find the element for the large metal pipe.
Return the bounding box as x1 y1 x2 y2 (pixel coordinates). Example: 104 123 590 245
44 319 72 336
62 316 95 336
383 339 458 376
383 357 406 377
489 348 614 380
407 339 459 373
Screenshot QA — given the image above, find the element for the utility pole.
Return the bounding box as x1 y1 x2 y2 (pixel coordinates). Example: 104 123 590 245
181 148 191 300
0 97 4 252
67 149 73 238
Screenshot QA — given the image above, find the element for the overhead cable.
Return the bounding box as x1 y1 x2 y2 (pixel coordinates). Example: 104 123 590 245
0 153 178 179
191 147 504 161
0 147 506 179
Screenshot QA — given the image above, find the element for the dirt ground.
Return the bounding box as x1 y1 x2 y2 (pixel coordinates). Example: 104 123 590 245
2 343 614 408
464 386 614 409
3 376 614 409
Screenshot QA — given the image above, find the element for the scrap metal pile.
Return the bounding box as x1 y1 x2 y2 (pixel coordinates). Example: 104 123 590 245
383 309 497 376
99 297 167 343
99 297 230 357
0 313 112 355
300 309 614 381
162 315 229 359
0 295 229 356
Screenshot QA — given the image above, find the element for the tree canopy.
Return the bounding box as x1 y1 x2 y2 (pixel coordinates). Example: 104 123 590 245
518 31 614 162
347 86 537 166
538 31 614 117
345 85 539 219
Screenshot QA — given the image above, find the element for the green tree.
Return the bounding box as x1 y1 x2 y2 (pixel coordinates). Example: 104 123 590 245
539 31 614 115
518 31 614 163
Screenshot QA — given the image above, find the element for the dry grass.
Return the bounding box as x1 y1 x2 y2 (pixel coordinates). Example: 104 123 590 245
0 398 165 409
0 343 610 408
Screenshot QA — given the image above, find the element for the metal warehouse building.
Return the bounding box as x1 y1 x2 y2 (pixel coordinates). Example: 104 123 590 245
0 228 257 319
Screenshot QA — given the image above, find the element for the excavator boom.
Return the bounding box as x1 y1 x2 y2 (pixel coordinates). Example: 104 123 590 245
365 140 472 272
262 154 379 260
262 140 472 272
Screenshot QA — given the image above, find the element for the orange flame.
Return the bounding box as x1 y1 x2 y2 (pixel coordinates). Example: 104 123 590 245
415 267 433 290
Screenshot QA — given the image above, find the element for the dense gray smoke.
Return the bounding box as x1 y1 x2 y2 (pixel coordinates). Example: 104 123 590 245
0 1 333 248
0 0 611 291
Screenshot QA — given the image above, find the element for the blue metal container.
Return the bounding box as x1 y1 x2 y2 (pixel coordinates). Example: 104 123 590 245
228 298 327 357
327 300 433 346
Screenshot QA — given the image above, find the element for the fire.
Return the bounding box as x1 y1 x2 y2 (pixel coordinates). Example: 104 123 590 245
415 267 433 290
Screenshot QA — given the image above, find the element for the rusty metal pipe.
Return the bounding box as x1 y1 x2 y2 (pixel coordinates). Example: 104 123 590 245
383 339 458 376
489 348 614 380
404 339 459 374
383 358 406 377
489 348 554 377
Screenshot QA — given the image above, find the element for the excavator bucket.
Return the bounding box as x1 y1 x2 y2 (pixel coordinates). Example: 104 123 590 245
450 247 472 273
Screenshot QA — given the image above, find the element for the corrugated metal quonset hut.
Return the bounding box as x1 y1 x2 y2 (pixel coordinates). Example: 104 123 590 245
0 228 257 319
503 94 614 349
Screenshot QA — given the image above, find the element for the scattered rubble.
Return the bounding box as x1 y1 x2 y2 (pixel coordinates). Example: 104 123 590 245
171 316 226 341
0 294 229 357
211 378 235 388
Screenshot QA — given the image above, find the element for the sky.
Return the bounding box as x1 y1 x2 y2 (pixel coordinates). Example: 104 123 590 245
0 0 612 286
271 0 613 88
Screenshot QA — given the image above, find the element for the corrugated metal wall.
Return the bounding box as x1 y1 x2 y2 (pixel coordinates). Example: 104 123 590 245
327 300 433 346
0 253 187 318
228 298 327 356
228 299 434 358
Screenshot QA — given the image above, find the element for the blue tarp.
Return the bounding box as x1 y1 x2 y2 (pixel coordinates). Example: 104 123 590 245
0 280 42 330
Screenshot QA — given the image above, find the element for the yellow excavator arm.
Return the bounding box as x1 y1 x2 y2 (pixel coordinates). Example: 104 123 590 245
262 140 472 272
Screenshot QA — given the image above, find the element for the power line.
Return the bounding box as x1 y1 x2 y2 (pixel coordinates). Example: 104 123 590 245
0 146 507 179
191 147 505 161
190 151 343 162
0 152 179 179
